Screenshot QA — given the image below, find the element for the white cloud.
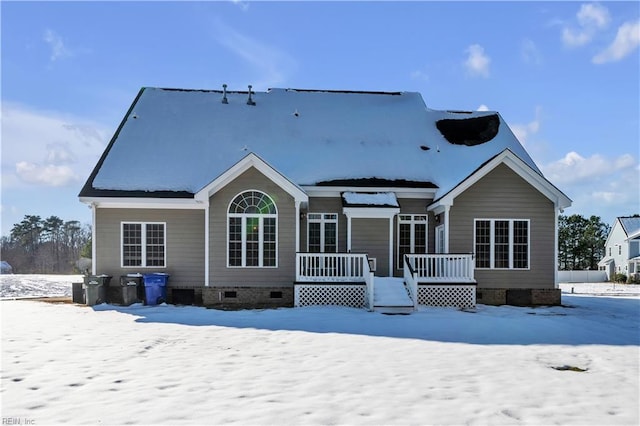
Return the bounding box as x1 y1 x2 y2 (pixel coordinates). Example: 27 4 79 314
477 104 490 112
464 44 490 78
46 142 76 164
592 20 640 64
510 107 542 146
15 162 77 187
543 151 639 221
410 69 429 81
230 0 249 12
577 3 611 28
43 29 72 61
521 38 542 64
542 152 636 185
562 2 611 47
212 19 297 89
1 103 108 188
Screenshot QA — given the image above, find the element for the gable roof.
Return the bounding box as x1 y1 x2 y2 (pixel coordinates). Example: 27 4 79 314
80 86 543 199
194 152 307 203
619 217 640 238
428 148 572 212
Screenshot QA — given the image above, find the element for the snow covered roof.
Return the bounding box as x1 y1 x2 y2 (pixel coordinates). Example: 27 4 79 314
342 192 399 207
80 87 542 199
619 217 640 237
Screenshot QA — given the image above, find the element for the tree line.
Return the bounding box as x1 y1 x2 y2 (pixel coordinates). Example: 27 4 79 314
1 215 91 274
558 214 610 271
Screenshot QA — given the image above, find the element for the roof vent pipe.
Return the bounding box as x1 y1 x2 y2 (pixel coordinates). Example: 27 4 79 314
222 84 228 104
247 85 256 106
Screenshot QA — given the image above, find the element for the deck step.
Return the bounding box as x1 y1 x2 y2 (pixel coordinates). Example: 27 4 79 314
373 277 414 314
373 305 414 314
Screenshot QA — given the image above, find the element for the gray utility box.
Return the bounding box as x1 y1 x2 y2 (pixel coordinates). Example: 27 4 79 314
72 282 85 304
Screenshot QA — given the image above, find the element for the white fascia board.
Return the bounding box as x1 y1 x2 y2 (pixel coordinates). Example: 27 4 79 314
428 149 572 212
343 207 400 219
79 197 206 209
303 185 436 199
195 152 308 203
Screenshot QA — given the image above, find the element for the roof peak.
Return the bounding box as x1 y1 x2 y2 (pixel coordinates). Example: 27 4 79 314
145 86 408 96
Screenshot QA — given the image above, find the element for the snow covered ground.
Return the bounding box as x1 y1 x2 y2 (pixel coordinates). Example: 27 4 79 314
0 274 81 299
1 276 639 425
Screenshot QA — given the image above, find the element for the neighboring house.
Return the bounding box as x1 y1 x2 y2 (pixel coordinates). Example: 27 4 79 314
598 217 640 281
79 86 571 310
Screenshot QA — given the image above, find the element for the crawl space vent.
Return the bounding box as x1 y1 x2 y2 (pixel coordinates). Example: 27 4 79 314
436 114 500 146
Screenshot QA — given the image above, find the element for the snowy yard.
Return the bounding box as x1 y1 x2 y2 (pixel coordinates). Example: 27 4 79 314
1 276 639 425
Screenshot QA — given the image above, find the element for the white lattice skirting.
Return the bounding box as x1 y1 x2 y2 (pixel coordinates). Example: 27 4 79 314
418 285 476 308
295 284 366 308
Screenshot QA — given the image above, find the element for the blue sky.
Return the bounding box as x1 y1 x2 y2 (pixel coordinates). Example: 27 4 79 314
1 1 639 236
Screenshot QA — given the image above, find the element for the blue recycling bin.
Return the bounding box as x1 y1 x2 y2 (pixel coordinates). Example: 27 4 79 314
143 273 169 305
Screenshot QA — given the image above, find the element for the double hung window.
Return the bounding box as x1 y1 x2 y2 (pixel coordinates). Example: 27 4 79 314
122 222 166 267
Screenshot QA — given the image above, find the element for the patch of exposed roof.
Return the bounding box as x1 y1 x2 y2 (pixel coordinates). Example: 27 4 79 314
81 87 541 199
315 177 437 188
342 192 399 207
436 114 500 146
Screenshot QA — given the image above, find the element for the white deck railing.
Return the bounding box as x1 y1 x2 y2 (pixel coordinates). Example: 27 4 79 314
403 256 419 310
296 253 370 282
404 254 475 283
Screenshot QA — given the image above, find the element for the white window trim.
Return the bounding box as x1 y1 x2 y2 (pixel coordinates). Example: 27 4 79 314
120 221 167 268
474 218 530 270
306 213 339 253
226 190 278 268
397 214 428 269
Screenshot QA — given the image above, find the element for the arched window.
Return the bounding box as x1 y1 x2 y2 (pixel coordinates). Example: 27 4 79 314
228 190 277 267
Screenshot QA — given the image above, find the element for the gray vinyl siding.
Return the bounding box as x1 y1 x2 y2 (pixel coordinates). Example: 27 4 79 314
448 163 556 289
209 167 296 287
351 218 390 276
95 208 205 285
394 198 434 275
305 197 348 252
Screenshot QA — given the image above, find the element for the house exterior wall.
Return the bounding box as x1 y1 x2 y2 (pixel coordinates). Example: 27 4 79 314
94 208 205 285
208 167 297 288
351 218 390 276
601 220 631 277
448 163 556 290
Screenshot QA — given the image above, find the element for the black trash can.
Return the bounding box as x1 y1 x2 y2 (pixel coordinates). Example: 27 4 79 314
118 274 143 306
83 275 111 306
72 282 85 304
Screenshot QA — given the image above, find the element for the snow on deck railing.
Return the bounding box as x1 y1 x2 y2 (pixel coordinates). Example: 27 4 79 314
405 254 475 283
296 253 370 282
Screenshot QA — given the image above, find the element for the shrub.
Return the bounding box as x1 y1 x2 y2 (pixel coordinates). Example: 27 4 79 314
611 273 628 283
627 275 640 284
